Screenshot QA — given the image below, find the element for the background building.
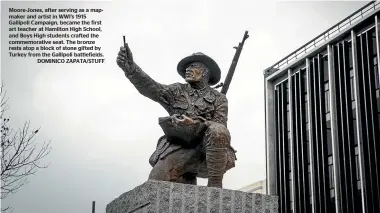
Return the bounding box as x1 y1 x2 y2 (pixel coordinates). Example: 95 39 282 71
264 2 380 213
239 179 267 194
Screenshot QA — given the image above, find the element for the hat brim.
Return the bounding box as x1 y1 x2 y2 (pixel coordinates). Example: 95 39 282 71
177 55 221 86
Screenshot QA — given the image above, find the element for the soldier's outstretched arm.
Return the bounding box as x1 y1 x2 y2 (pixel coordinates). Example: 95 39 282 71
117 45 166 102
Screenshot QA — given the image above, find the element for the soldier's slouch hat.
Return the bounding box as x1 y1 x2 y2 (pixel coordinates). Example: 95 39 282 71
177 52 221 86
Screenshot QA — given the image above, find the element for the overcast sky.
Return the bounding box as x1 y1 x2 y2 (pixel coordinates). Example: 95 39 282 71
1 1 368 213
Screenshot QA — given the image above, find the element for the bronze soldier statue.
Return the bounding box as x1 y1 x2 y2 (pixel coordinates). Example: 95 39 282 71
116 44 236 188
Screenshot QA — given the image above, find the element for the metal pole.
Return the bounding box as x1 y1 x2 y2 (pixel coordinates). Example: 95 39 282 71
92 201 95 213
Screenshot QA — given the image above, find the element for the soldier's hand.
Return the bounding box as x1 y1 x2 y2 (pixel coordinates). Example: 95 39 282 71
117 44 134 74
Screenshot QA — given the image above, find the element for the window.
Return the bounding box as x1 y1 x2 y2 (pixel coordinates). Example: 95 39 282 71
353 118 358 145
326 127 333 155
323 56 329 82
287 110 290 131
325 82 330 121
372 31 377 58
350 77 355 102
307 141 310 163
349 42 353 69
355 146 361 189
376 67 379 91
328 156 335 198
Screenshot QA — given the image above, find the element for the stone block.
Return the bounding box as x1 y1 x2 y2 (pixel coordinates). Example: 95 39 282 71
106 180 278 213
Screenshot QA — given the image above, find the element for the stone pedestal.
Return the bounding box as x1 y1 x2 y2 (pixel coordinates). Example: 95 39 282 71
106 180 278 213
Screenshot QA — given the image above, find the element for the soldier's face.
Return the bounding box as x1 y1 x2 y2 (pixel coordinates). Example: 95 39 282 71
185 62 206 83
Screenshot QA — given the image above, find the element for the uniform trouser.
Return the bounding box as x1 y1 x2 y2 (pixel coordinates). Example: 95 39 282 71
148 122 231 187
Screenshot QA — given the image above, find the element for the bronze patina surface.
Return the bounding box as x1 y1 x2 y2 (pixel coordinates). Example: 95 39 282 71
117 45 236 188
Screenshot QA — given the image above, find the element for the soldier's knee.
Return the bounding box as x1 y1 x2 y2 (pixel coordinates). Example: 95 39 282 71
204 122 230 148
149 165 181 182
149 156 184 182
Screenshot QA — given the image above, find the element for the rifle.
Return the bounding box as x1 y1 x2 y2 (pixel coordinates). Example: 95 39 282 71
218 31 249 95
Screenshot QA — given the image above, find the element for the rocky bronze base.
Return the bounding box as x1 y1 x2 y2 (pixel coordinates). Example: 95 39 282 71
106 180 278 213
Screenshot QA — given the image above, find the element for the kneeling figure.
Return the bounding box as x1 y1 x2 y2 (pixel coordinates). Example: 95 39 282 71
117 45 236 188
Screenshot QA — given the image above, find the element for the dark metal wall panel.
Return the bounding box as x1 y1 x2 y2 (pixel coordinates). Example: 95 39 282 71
331 41 358 213
310 58 321 212
309 55 331 213
352 27 380 213
298 70 310 213
342 40 359 213
290 73 297 213
306 58 317 213
364 30 380 213
328 44 341 213
358 31 374 213
282 83 291 213
366 28 380 212
321 56 331 213
275 82 292 213
276 85 284 212
290 69 310 213
278 88 284 209
374 15 380 208
288 70 296 213
291 73 300 213
266 78 278 195
351 30 367 213
365 29 380 207
365 29 380 186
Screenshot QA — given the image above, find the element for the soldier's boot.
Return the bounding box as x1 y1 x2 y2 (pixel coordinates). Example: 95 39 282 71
204 122 230 188
206 147 227 188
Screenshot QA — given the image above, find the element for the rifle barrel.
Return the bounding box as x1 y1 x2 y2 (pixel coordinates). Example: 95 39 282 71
221 31 249 95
